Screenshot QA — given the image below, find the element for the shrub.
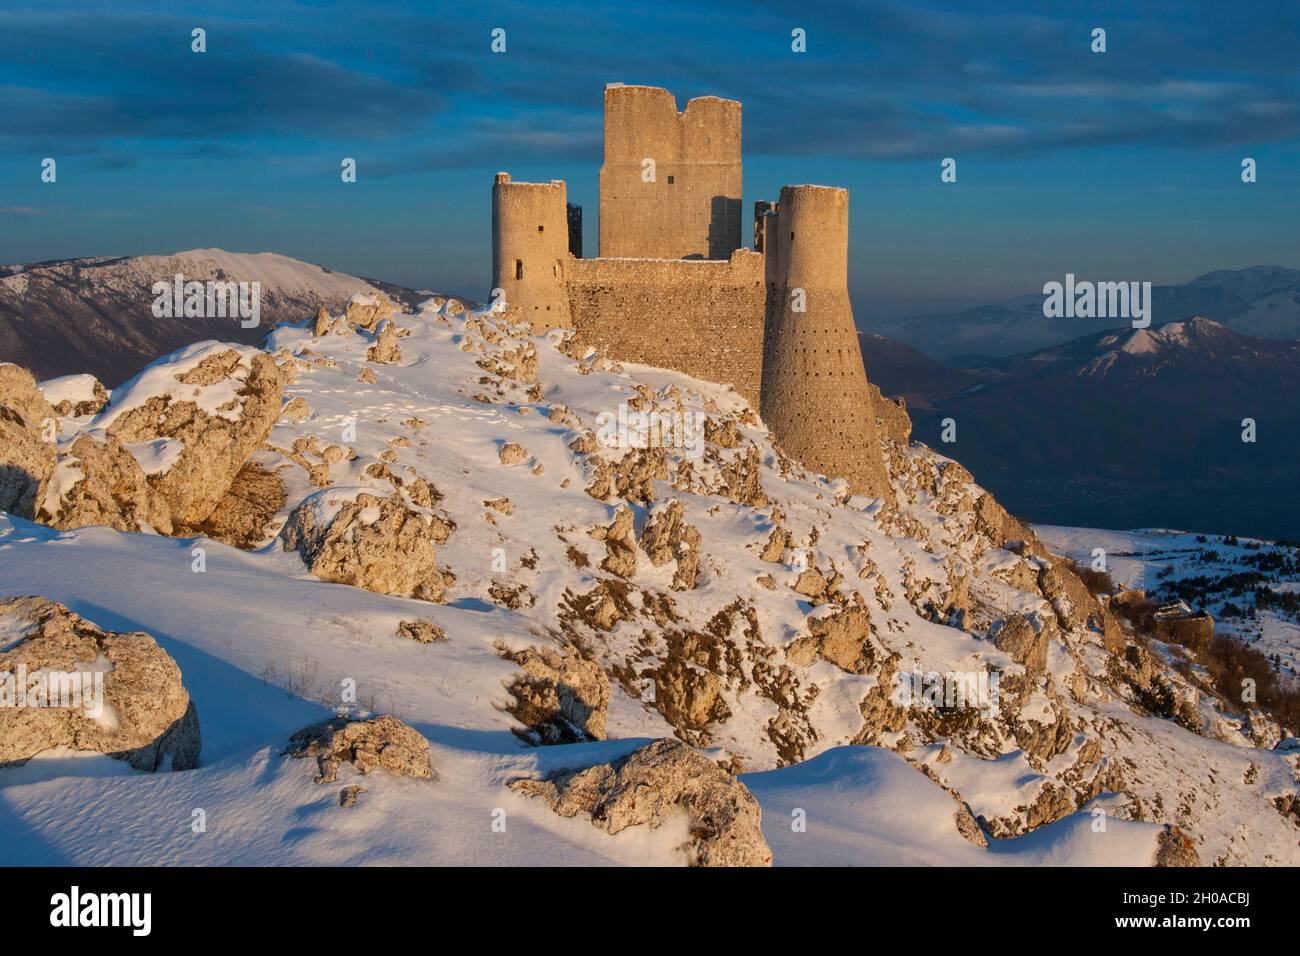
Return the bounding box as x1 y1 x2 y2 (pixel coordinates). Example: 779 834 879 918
1071 561 1115 596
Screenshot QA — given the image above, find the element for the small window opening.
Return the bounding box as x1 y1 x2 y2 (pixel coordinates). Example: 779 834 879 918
515 259 523 280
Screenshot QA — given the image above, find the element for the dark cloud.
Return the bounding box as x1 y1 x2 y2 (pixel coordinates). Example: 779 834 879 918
0 0 1295 167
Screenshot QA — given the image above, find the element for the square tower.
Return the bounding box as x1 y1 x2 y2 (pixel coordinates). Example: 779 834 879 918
598 85 742 260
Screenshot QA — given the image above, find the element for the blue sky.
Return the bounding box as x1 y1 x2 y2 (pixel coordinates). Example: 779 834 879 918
1 0 1297 320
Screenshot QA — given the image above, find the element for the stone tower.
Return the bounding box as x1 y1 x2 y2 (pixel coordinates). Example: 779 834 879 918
759 185 893 503
599 85 742 260
491 173 572 331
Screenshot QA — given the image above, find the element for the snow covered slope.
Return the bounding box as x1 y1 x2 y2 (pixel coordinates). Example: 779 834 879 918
1 295 1297 866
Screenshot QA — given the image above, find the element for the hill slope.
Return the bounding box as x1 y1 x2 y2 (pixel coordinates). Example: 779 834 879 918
0 249 397 384
1 298 1297 866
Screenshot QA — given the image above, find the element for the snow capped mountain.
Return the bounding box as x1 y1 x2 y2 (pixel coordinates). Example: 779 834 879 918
2 291 1297 866
0 249 405 385
871 266 1300 362
895 318 1300 539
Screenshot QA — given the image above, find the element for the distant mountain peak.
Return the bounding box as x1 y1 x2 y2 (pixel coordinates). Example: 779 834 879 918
873 265 1300 361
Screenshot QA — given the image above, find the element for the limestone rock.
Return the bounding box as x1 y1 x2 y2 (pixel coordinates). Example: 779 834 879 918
793 566 829 600
281 396 311 422
104 347 285 527
501 646 609 744
718 445 767 506
183 460 285 547
366 320 402 365
280 489 455 601
0 596 200 771
38 434 173 534
1038 559 1105 633
595 506 638 578
510 738 771 867
868 382 912 446
809 602 877 674
653 659 725 733
992 613 1051 678
499 442 529 466
0 362 56 430
286 714 433 783
759 526 789 563
640 499 702 590
41 373 108 417
1154 825 1200 867
585 448 665 503
0 362 56 515
343 293 398 332
704 416 741 448
396 619 447 644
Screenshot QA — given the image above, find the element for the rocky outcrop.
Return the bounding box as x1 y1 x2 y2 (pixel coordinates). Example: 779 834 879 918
41 373 108 417
280 489 455 601
593 506 638 578
0 597 200 771
396 619 447 644
1154 826 1200 867
499 442 529 467
103 347 285 527
0 363 56 516
37 434 173 534
511 738 771 867
992 613 1051 678
500 646 609 744
183 460 285 547
652 658 726 736
868 381 912 447
343 292 398 332
805 601 878 674
639 499 702 590
286 714 433 783
585 448 666 504
366 320 402 365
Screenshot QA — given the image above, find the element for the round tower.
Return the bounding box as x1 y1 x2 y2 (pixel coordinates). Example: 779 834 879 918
759 185 893 503
491 173 573 332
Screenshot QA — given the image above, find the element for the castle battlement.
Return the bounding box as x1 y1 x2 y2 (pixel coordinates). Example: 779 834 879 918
490 86 893 502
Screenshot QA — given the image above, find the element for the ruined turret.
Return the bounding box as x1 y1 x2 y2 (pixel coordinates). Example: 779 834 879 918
491 173 573 333
759 185 893 504
599 85 742 260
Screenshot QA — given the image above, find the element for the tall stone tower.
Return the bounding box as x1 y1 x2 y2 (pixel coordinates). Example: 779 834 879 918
599 85 742 260
491 173 572 331
759 185 894 503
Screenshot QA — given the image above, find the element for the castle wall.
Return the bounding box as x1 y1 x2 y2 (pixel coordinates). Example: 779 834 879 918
760 185 893 502
491 174 572 332
599 86 742 260
566 250 764 407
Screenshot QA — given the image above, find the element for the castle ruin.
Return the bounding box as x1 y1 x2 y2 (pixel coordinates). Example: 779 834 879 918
491 84 892 503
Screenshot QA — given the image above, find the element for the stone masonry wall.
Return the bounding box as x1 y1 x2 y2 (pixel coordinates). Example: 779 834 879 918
599 85 742 261
567 250 764 407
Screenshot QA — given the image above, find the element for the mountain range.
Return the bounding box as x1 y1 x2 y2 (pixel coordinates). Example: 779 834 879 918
864 317 1300 539
0 249 424 384
869 266 1300 363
